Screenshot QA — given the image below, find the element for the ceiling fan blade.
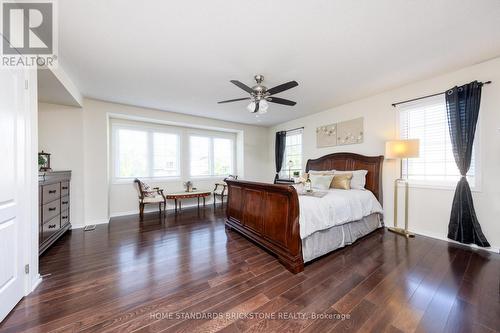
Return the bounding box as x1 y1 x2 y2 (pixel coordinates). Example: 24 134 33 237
230 80 254 94
267 97 297 106
218 97 251 104
267 81 298 95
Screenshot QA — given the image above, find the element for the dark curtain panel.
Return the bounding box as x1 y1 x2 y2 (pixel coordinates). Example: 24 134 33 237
274 131 287 182
445 81 490 247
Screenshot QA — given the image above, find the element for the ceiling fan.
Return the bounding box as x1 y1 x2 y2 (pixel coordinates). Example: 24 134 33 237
218 75 298 114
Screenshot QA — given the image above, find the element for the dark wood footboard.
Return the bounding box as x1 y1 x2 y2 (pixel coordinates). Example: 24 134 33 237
225 153 384 274
224 179 303 273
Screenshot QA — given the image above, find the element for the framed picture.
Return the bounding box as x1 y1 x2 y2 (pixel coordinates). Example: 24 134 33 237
38 151 52 171
316 123 337 148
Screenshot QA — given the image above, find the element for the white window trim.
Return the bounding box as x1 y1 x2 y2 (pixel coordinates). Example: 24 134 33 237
279 129 303 179
396 98 482 192
110 120 237 184
111 123 182 183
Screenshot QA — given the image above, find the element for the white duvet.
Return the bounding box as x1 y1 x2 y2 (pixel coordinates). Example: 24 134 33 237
298 189 383 239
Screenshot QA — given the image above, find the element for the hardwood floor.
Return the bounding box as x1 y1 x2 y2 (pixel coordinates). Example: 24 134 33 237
1 206 499 333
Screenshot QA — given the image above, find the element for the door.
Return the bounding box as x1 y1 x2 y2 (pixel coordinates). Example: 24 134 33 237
0 67 28 322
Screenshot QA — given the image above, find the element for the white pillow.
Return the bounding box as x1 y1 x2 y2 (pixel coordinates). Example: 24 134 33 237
309 174 334 190
334 170 368 190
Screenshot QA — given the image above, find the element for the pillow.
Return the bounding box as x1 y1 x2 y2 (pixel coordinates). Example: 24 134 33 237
331 173 353 190
334 170 368 190
137 180 156 197
309 174 334 190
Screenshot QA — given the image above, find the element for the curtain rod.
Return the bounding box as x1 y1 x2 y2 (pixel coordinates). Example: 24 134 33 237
391 81 492 107
286 126 304 132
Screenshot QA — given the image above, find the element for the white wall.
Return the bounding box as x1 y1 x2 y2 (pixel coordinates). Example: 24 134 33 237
38 103 85 227
39 98 271 226
108 117 238 216
269 57 500 250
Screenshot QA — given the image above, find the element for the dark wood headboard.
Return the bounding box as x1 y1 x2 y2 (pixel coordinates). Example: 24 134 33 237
305 153 384 205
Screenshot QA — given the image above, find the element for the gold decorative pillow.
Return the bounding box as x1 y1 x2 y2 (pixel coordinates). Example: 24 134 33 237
331 173 353 190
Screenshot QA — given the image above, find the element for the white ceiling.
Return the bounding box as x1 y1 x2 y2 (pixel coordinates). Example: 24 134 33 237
58 0 500 126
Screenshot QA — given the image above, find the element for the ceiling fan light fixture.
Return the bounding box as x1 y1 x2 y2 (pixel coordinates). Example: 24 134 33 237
220 75 299 114
247 101 256 112
258 100 269 114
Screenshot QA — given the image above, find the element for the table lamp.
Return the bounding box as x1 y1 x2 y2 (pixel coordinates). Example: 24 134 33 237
385 139 420 238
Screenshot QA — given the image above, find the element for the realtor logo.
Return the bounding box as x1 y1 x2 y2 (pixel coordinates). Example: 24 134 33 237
1 0 57 67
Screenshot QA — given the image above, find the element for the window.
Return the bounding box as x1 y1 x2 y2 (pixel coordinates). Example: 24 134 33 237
114 126 180 179
190 136 211 176
117 129 148 178
112 121 236 181
190 135 234 177
398 94 477 187
279 129 303 179
213 138 233 175
153 133 180 177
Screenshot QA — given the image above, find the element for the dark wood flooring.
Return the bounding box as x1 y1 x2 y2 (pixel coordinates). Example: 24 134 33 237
1 206 499 333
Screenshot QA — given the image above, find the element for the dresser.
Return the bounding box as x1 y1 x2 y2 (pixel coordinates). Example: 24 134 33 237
39 171 72 255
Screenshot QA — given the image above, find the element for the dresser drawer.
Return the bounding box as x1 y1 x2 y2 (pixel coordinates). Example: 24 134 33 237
42 183 60 204
61 182 70 197
42 215 60 241
42 199 60 223
61 209 70 227
61 195 70 212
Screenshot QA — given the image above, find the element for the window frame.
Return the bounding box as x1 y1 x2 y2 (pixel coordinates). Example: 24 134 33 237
188 133 235 179
279 129 303 180
111 123 182 183
397 95 481 192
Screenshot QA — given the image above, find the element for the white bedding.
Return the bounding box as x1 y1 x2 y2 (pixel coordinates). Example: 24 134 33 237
298 189 383 239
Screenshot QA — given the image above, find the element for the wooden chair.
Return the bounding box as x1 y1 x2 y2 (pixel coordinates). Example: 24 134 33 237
134 179 167 221
213 175 237 208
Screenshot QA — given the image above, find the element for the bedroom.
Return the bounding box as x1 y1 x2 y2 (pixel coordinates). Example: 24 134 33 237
1 1 499 332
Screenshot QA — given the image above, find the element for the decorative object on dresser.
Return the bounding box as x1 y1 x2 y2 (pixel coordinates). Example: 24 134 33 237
39 171 71 255
225 152 384 273
213 175 238 208
385 139 420 238
134 179 167 221
38 151 52 171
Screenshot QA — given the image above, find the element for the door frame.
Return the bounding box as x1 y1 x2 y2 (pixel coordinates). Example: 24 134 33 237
23 68 41 295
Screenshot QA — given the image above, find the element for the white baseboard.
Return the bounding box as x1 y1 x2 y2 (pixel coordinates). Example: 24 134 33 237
110 210 140 218
72 218 110 229
29 274 42 294
110 202 212 218
409 229 500 254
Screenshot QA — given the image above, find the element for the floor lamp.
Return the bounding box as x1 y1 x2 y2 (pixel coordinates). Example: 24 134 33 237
385 139 420 238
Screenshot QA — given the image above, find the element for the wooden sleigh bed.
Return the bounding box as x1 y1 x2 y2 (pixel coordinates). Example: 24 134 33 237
225 152 384 273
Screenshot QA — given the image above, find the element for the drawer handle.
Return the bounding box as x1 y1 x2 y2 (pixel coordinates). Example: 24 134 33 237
49 190 57 194
48 224 56 229
62 187 68 190
48 207 56 211
62 216 68 219
62 201 68 204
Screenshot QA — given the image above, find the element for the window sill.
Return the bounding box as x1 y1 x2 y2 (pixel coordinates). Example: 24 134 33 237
401 182 481 193
189 176 229 181
111 177 182 185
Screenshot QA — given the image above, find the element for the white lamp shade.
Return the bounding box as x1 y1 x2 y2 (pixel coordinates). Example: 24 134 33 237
247 100 269 114
258 100 269 114
247 101 256 112
385 139 420 159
